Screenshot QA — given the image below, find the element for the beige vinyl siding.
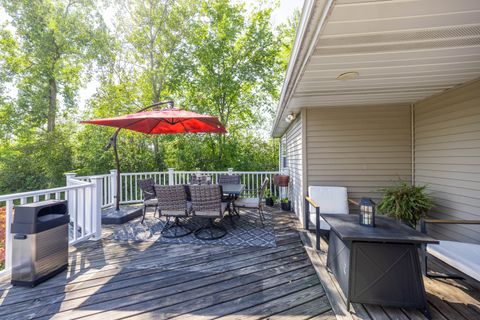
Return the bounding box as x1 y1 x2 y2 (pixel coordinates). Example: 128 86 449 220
414 79 480 244
283 115 303 219
305 105 412 211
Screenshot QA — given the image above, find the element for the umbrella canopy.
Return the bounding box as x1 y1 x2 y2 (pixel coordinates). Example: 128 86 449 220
81 107 226 134
82 101 226 211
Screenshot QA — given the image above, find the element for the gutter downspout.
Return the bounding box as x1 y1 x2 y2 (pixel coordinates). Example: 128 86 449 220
411 103 415 186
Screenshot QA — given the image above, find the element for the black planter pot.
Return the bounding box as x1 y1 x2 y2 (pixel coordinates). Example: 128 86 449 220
265 198 274 207
281 201 291 211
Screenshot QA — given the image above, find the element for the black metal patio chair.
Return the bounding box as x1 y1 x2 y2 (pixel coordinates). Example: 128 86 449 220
233 177 269 227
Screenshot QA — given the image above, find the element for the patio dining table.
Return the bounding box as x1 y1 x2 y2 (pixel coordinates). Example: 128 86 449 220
321 214 438 319
220 184 245 223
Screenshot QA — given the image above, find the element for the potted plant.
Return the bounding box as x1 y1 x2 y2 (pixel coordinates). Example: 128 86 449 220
273 174 290 187
280 197 291 211
264 189 274 207
378 181 433 228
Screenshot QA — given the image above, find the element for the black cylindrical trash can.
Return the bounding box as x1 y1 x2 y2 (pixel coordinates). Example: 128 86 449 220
11 200 69 287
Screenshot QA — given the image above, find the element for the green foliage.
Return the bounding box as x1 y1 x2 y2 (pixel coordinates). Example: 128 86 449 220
0 0 299 194
378 181 434 228
0 127 74 192
0 0 111 133
281 197 289 203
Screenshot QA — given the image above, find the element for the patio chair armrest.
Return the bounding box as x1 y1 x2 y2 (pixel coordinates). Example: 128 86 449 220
143 190 156 198
420 217 480 234
348 198 359 206
422 218 480 225
304 195 321 250
305 196 319 209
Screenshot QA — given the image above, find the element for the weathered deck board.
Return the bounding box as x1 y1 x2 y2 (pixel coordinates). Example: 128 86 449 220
297 216 480 320
2 208 478 320
0 208 332 320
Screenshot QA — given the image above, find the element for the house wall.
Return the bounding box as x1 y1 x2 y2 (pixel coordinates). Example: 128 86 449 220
414 79 480 244
305 105 412 211
282 115 304 220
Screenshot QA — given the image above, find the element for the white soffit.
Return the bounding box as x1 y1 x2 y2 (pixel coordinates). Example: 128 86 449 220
273 0 480 137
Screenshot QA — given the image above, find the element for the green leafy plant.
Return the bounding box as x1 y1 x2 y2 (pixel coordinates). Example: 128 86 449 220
271 195 278 203
263 189 271 199
378 181 433 228
281 197 289 203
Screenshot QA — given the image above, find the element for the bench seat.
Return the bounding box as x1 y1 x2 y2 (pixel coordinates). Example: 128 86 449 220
427 240 480 282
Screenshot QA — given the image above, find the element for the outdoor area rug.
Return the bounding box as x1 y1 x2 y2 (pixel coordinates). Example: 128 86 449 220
104 209 277 248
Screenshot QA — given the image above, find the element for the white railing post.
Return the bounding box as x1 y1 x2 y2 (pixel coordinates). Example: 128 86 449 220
5 200 14 272
65 172 77 185
228 168 233 175
90 176 103 240
65 172 77 225
168 168 175 185
110 169 118 205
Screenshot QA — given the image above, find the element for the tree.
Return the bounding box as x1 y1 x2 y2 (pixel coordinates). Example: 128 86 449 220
0 0 111 132
183 0 283 165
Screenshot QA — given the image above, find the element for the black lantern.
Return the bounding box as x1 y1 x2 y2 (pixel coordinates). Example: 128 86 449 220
359 198 376 227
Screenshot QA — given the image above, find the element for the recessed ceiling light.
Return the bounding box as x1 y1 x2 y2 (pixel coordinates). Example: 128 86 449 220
336 71 359 81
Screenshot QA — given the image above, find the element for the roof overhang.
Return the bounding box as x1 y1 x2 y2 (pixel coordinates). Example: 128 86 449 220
272 0 480 137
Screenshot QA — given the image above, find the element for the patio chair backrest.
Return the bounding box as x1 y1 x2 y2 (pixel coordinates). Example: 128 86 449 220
139 178 156 201
189 185 223 217
155 185 188 216
258 177 269 204
218 174 241 185
189 174 212 185
308 186 349 215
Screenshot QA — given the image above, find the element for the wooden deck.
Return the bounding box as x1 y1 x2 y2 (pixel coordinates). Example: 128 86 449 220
298 221 480 320
1 207 478 320
0 208 333 320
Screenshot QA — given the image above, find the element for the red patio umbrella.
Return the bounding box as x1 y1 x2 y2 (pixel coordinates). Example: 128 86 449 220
82 100 226 211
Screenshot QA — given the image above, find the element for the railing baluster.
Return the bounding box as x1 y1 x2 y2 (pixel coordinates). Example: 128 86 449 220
5 200 14 271
134 174 138 201
73 189 78 242
129 174 133 202
81 188 86 238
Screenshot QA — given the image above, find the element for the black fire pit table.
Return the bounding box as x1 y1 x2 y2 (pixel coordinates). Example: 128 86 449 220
321 214 438 319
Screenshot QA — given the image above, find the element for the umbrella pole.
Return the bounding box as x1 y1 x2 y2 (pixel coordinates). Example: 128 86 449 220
113 133 121 211
105 129 121 211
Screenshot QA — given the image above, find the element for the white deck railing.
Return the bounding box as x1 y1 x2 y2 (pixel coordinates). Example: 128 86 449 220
0 168 281 275
0 175 102 275
119 169 281 204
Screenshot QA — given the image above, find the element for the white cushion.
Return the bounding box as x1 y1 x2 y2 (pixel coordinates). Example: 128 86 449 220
307 214 331 230
234 197 259 208
427 240 480 282
307 186 349 230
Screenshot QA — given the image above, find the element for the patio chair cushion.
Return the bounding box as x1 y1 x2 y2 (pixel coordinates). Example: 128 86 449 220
307 186 349 231
144 199 158 206
234 197 260 209
427 240 480 282
193 202 229 217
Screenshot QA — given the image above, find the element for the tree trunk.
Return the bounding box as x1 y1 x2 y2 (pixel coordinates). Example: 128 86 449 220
48 78 57 132
153 137 163 170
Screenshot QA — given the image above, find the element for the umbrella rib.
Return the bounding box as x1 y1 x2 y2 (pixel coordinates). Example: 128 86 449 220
121 118 147 131
179 119 188 132
147 119 166 134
